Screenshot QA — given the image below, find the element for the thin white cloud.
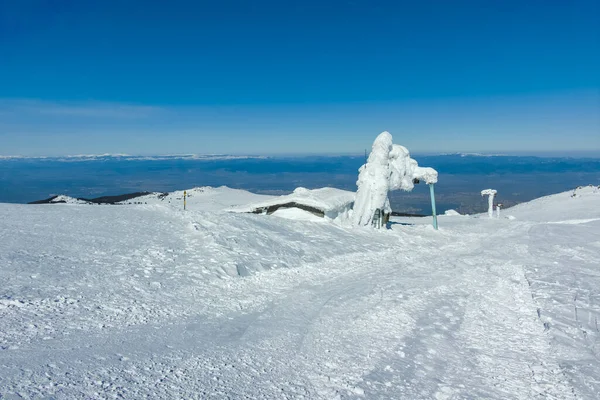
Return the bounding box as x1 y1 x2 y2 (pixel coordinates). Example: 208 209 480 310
0 154 267 161
0 99 165 119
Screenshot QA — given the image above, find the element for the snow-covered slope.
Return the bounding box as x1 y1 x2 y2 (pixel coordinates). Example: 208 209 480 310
0 187 599 399
505 184 600 222
117 185 275 212
47 195 92 205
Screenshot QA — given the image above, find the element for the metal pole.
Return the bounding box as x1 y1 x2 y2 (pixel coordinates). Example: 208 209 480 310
184 190 187 211
429 183 438 230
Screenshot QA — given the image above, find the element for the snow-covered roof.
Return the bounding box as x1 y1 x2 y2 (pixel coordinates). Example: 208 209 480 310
230 187 355 214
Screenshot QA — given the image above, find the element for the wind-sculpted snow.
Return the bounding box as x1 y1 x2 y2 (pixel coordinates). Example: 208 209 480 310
353 132 438 227
353 132 395 226
412 166 438 185
0 187 599 399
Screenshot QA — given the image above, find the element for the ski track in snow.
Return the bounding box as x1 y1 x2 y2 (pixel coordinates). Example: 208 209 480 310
0 188 599 399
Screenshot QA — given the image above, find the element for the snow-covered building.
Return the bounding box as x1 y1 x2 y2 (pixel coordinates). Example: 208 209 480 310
230 187 355 221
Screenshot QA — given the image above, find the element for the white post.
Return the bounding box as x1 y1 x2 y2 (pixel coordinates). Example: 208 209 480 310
496 203 501 218
481 189 497 219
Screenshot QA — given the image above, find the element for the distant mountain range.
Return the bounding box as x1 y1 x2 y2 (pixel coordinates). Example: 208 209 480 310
29 192 156 205
0 154 267 162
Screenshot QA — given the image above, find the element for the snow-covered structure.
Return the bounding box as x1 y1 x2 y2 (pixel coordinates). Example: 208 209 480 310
353 131 438 227
481 189 497 218
230 187 355 221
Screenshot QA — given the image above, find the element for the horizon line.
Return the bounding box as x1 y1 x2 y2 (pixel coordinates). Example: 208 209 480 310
2 151 600 160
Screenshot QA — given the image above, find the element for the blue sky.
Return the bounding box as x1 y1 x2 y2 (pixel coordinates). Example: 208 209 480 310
1 0 598 156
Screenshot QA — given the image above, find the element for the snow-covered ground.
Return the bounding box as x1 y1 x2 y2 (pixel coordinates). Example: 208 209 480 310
0 186 598 399
117 186 275 211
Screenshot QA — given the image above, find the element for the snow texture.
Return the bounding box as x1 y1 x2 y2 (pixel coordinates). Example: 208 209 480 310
413 166 439 185
353 132 394 227
0 186 599 399
353 132 438 227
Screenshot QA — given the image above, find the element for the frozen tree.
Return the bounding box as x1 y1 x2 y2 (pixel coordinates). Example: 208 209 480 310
353 132 438 227
388 145 416 191
353 132 393 227
481 189 497 218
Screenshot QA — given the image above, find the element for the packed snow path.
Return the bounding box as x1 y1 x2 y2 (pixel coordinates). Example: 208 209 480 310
1 188 598 399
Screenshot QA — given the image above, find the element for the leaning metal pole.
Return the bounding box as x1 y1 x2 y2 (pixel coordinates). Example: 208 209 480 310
429 183 438 230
